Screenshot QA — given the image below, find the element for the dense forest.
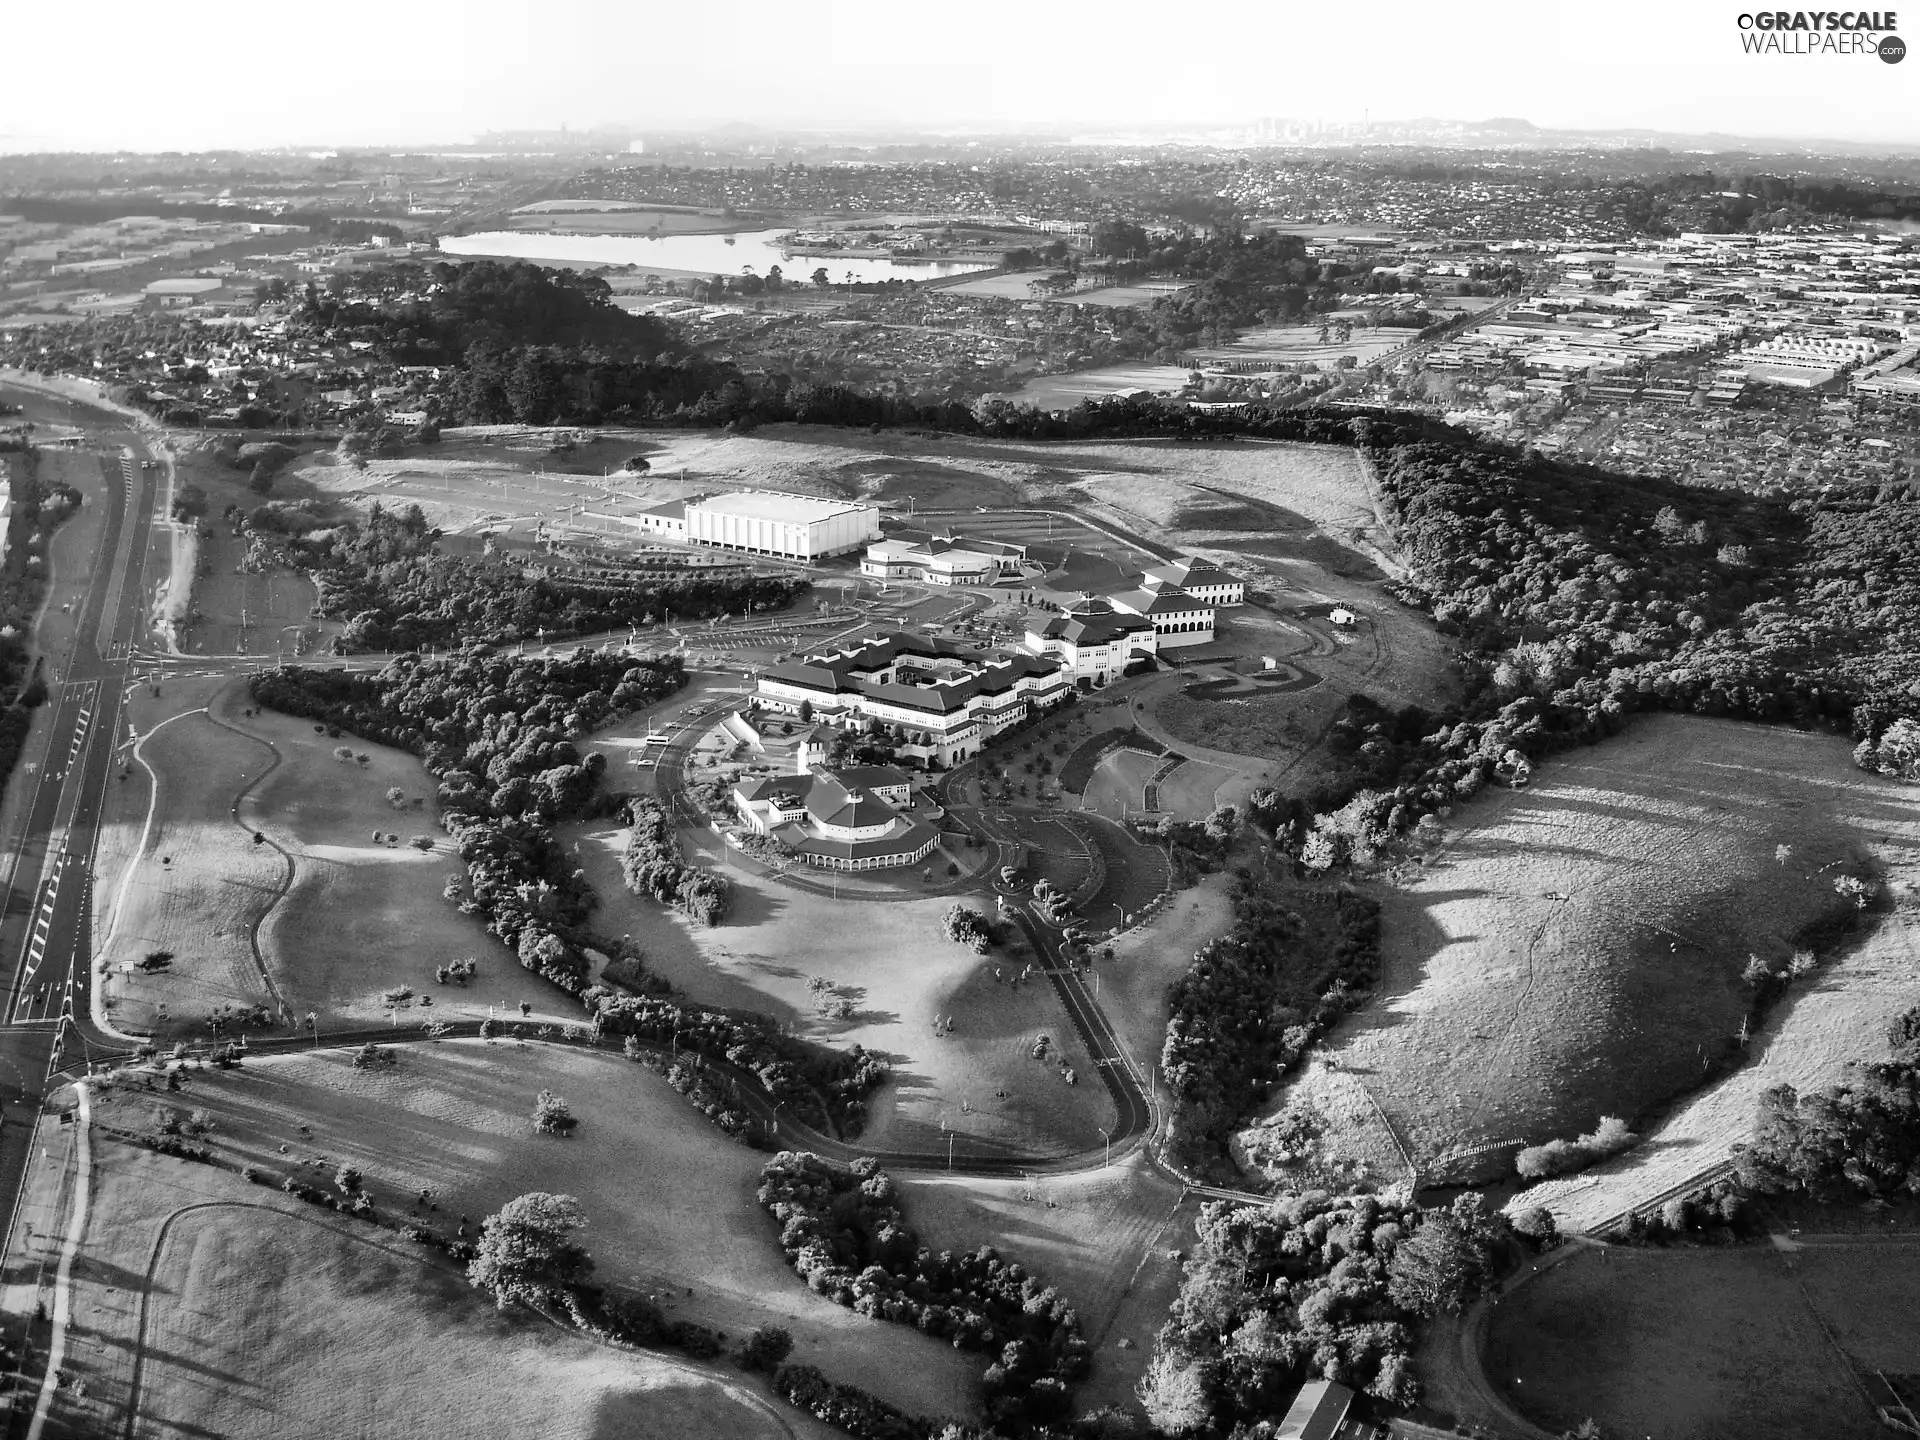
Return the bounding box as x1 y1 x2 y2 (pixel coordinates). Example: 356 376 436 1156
295 260 673 364
259 501 809 651
1141 1190 1529 1426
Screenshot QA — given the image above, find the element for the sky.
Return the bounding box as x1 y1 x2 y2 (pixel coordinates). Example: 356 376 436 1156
1 0 1914 151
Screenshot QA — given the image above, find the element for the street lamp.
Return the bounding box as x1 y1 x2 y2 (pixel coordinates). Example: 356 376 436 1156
1098 1126 1111 1167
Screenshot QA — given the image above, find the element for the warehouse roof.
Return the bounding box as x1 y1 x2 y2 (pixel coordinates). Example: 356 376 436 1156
691 491 874 525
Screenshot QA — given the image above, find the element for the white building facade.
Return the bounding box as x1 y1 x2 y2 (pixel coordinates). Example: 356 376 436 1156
684 491 879 561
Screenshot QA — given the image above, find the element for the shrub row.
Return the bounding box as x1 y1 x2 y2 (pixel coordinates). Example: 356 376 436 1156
623 796 732 926
771 1364 933 1440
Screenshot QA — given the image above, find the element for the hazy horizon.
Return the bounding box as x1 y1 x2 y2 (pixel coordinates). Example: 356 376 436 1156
2 0 1914 154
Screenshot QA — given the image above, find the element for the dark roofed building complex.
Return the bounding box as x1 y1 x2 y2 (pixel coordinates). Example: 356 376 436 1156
733 764 939 871
754 630 1070 766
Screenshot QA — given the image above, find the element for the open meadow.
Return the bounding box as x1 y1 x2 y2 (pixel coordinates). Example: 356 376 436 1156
55 1155 813 1440
566 823 1116 1159
75 1042 989 1424
95 680 587 1042
1486 1241 1920 1440
1238 716 1913 1189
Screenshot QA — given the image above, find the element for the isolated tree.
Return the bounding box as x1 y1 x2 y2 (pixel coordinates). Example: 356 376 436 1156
467 1192 591 1309
532 1089 577 1135
1386 1193 1504 1316
738 1324 794 1371
1136 1350 1211 1436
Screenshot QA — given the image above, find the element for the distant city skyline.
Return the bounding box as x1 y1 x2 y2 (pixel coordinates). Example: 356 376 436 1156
2 0 1913 153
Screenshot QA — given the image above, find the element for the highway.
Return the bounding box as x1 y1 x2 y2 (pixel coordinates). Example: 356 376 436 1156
0 394 166 1266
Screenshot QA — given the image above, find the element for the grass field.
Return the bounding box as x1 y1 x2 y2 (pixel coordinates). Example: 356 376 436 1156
82 1041 989 1423
1183 321 1417 372
97 680 585 1042
1100 875 1236 1080
565 826 1116 1158
1239 716 1899 1189
24 1115 832 1439
1486 1242 1920 1440
1151 606 1459 794
95 682 292 1036
1072 472 1271 533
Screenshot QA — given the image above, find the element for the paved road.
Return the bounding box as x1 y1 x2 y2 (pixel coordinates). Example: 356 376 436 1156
0 395 166 1306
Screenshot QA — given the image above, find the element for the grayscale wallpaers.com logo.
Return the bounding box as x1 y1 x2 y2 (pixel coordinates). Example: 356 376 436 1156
1736 10 1905 59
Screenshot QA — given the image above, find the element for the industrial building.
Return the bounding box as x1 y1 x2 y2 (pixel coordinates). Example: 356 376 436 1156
682 490 879 561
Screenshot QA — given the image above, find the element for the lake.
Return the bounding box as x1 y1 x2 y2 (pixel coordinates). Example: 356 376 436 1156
437 228 994 284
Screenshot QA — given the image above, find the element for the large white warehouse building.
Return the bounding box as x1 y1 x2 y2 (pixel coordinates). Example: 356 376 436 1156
683 491 880 561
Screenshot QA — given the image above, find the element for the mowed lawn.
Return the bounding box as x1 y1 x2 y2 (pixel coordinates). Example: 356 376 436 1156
1487 1242 1920 1440
1242 716 1898 1188
241 701 596 1028
88 1042 987 1423
567 826 1117 1158
95 680 290 1036
41 1147 820 1440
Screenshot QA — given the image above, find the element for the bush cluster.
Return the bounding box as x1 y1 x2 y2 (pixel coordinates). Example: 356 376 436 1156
622 796 732 926
589 990 888 1136
757 1152 1088 1431
1515 1116 1639 1181
771 1364 933 1440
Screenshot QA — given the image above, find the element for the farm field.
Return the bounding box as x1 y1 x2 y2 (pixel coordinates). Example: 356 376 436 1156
564 827 1116 1158
1238 716 1908 1190
991 365 1192 411
78 1042 990 1424
1486 1242 1920 1440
